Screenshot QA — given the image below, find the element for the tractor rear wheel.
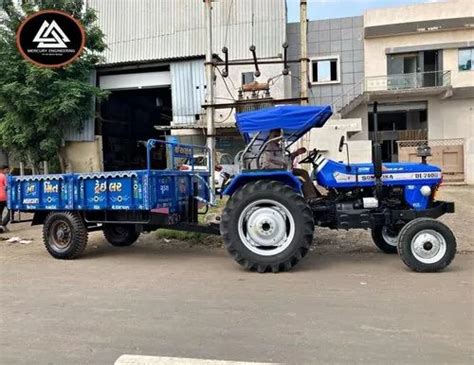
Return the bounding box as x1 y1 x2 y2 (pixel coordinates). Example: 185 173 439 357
42 211 88 259
371 225 400 254
397 218 456 272
103 224 140 247
220 180 314 273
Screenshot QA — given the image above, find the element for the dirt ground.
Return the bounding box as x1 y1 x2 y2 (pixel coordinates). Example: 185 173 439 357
0 185 473 364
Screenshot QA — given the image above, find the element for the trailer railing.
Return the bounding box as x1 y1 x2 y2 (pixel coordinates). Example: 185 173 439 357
146 139 215 206
146 139 211 173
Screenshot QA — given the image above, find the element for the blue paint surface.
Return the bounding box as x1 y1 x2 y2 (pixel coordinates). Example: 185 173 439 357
226 161 441 210
314 160 442 210
222 170 302 196
7 170 210 216
7 140 211 218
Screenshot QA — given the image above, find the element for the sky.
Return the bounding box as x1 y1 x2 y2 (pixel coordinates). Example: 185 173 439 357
286 0 441 22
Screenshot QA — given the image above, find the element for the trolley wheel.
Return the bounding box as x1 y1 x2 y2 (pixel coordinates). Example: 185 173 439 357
103 224 140 247
398 218 456 272
371 225 400 254
42 211 88 259
220 180 314 273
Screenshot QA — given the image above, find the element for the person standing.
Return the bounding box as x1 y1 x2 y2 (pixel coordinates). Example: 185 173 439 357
0 165 10 233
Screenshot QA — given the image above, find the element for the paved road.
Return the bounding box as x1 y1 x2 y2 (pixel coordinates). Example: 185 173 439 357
1 237 473 365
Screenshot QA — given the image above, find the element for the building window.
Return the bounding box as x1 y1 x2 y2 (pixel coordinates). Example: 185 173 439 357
458 48 473 71
311 57 340 84
241 72 255 85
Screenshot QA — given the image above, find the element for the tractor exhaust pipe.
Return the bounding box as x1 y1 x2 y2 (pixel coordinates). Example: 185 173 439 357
372 102 383 197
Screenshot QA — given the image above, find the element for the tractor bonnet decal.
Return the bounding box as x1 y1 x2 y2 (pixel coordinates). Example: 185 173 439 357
333 171 442 183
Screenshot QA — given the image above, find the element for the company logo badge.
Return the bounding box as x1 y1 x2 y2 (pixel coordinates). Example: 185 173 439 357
33 20 70 48
16 10 85 68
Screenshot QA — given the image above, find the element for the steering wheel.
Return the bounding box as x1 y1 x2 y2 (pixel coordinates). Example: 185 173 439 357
299 148 319 165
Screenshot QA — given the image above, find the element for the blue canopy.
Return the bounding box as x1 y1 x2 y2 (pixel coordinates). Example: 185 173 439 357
235 105 333 143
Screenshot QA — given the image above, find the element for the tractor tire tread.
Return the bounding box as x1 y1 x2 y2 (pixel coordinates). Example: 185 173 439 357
42 211 88 260
220 180 314 273
397 217 456 272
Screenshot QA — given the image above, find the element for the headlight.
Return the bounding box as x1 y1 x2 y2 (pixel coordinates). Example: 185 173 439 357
420 185 432 197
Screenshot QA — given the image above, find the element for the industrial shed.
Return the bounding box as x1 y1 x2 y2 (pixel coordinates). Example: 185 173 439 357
64 0 287 172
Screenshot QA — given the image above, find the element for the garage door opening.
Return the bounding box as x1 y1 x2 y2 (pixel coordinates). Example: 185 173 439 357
100 88 171 171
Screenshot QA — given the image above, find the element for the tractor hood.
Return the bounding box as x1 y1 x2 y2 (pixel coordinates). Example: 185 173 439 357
235 105 333 143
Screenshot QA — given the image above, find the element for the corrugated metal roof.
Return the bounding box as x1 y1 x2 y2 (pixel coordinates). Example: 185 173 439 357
88 0 286 65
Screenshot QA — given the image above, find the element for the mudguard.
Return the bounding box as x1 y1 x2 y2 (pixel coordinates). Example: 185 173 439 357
222 170 302 196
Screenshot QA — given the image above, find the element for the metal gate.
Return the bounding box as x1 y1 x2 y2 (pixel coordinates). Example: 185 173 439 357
397 138 465 182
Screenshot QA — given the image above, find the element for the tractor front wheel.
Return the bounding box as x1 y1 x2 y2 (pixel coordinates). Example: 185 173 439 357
397 218 456 272
220 180 314 273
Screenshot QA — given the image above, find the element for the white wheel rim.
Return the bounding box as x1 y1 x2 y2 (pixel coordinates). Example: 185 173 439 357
411 229 447 264
382 226 399 247
238 199 295 256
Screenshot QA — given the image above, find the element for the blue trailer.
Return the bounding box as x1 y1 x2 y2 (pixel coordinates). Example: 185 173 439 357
7 140 216 259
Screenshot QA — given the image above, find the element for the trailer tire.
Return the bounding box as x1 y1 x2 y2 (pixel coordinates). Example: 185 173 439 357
221 180 314 273
42 212 88 259
398 218 456 272
371 225 399 254
103 224 140 247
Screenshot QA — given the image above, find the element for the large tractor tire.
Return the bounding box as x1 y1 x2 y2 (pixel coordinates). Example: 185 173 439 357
220 180 314 273
103 224 140 247
397 218 456 272
371 225 400 254
42 211 88 259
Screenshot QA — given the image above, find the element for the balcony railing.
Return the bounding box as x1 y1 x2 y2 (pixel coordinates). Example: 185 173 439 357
369 129 428 142
333 71 451 114
365 70 451 92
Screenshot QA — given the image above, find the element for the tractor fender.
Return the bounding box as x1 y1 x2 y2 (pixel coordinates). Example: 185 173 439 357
222 170 302 196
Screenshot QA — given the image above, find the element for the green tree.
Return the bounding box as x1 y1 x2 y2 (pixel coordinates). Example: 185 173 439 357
0 0 107 172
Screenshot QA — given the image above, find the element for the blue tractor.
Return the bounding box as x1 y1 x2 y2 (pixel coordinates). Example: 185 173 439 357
220 104 456 273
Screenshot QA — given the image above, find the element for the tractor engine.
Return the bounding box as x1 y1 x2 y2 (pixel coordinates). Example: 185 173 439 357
313 157 441 211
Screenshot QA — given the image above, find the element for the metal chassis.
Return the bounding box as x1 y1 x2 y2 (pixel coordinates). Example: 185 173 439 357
330 201 455 230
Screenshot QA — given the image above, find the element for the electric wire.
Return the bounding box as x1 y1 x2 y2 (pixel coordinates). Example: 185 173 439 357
215 66 237 101
218 66 238 90
251 0 255 46
216 107 235 124
223 0 234 48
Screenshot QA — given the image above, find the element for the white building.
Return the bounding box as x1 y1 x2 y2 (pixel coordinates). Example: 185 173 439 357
288 0 473 183
343 0 474 183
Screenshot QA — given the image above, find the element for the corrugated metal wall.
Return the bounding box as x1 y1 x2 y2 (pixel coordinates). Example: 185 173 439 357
170 59 206 124
88 0 286 64
63 71 96 141
63 118 95 141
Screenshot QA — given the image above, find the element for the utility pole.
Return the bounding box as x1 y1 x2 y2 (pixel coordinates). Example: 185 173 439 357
299 0 310 159
204 0 216 191
300 0 308 106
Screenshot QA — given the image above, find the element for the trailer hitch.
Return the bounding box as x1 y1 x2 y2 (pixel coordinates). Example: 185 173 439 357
192 173 217 207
